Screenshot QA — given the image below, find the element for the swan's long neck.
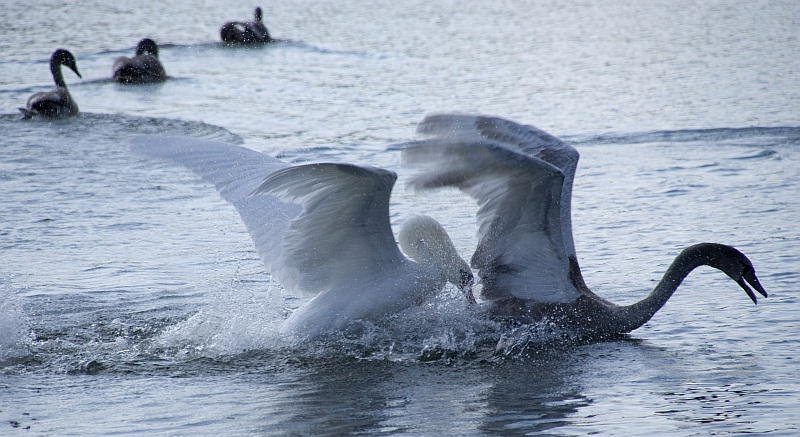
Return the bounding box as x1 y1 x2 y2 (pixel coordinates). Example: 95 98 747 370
398 215 471 288
614 244 714 332
51 58 67 89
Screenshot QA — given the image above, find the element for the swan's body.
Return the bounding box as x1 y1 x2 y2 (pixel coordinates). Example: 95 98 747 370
220 7 272 45
113 39 167 84
403 113 767 338
20 49 81 119
133 136 473 341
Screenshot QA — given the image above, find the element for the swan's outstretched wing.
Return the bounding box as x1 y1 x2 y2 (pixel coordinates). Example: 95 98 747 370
404 114 582 303
131 136 303 293
416 113 580 258
252 163 410 295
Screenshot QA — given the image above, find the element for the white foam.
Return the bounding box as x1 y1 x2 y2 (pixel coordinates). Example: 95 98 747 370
151 280 287 359
0 279 31 361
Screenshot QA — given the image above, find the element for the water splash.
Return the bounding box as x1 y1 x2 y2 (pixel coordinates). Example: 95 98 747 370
0 279 31 364
150 279 286 361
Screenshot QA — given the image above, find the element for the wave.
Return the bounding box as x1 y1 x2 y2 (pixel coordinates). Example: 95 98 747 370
0 112 242 145
569 125 800 147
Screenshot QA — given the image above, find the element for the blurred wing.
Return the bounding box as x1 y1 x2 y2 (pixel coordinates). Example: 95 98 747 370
253 163 409 295
404 115 581 303
416 113 579 257
131 135 302 292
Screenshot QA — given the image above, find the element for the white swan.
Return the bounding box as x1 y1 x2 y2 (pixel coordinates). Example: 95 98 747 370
19 49 81 119
403 113 768 338
133 136 473 340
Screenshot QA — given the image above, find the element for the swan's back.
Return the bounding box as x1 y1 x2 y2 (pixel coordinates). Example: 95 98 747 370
22 88 77 118
113 39 166 84
220 7 271 45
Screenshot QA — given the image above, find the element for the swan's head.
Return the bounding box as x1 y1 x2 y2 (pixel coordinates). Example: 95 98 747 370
690 243 768 304
255 7 263 22
135 38 159 57
53 49 81 78
398 215 475 303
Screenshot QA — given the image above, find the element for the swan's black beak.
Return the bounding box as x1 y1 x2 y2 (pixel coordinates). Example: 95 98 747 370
459 269 476 304
738 268 768 304
460 284 476 305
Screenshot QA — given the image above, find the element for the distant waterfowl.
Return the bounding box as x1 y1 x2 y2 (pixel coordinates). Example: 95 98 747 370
19 49 81 119
133 136 474 341
112 38 167 84
220 7 272 45
403 113 768 338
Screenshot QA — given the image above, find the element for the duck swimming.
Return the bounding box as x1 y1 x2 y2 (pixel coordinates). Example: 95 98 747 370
403 113 768 339
220 7 272 45
112 38 167 84
19 49 81 119
133 136 474 341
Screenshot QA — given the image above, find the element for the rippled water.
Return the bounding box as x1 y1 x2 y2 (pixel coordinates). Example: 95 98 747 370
1 0 799 435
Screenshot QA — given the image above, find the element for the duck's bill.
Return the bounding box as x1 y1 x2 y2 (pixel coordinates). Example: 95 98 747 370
738 269 768 304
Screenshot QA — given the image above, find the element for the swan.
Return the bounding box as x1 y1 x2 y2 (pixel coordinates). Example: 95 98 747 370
19 49 81 119
112 38 167 84
402 113 768 338
132 136 474 340
220 7 272 45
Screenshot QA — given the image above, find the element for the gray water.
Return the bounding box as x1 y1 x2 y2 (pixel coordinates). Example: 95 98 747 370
1 0 799 435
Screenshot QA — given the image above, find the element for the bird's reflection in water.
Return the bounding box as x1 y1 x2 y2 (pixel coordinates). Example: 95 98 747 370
478 346 592 435
262 342 596 436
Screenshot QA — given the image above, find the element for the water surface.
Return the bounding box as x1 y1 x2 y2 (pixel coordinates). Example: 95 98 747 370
1 0 798 435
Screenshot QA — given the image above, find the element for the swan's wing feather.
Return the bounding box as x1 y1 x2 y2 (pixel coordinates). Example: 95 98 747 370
417 113 579 257
404 138 581 303
131 135 303 292
29 89 64 105
112 56 133 73
27 96 63 114
25 89 76 117
139 56 166 76
253 163 409 295
28 89 67 107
